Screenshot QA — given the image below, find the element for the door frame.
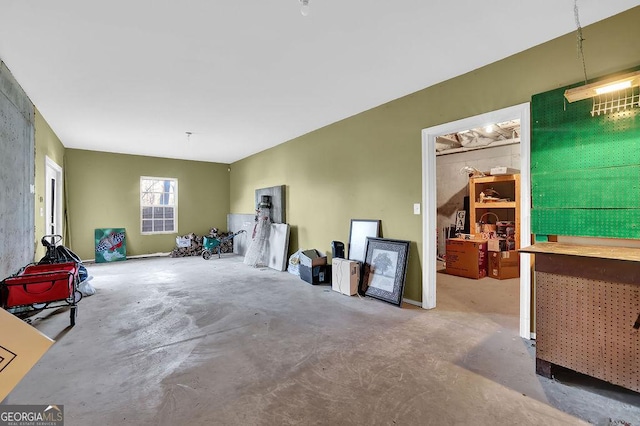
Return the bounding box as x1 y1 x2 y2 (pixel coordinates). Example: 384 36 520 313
45 156 64 239
421 103 533 339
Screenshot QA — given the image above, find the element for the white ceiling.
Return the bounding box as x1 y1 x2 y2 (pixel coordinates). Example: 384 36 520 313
0 1 637 164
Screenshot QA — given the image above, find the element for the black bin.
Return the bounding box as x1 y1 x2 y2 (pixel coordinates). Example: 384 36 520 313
331 241 345 259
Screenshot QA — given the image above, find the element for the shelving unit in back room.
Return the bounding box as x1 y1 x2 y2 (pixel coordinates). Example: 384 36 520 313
469 174 521 250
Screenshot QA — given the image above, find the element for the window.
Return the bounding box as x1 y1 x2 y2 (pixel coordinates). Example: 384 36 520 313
140 177 177 234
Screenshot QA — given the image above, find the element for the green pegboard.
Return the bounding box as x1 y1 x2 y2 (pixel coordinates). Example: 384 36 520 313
531 67 640 238
532 165 640 209
531 208 640 239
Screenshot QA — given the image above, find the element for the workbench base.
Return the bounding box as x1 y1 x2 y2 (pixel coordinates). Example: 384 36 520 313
521 243 640 394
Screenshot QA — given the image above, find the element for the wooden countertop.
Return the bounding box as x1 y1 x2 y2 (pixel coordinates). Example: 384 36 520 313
519 242 640 262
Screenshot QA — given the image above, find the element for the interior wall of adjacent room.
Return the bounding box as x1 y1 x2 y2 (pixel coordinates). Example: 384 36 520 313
436 144 520 258
64 149 231 260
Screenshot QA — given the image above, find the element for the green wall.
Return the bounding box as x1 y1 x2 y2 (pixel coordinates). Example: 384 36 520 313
65 149 230 260
531 70 640 238
34 108 66 261
230 7 640 302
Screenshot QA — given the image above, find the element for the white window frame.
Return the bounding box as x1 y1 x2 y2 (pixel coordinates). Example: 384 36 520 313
140 176 178 235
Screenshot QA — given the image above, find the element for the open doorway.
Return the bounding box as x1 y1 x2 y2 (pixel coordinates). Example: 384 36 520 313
45 156 63 241
421 103 532 339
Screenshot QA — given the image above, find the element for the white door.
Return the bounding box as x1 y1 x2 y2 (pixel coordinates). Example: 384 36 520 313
422 103 533 339
45 156 63 239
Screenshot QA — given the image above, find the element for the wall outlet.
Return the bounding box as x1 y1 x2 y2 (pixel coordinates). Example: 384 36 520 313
413 203 421 215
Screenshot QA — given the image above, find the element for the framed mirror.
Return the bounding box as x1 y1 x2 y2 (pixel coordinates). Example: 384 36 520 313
348 219 381 263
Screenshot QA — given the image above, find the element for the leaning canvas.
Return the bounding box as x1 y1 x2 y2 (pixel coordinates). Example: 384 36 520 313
94 228 127 263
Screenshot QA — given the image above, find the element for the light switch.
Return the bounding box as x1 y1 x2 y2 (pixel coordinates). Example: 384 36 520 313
413 203 421 215
40 207 44 217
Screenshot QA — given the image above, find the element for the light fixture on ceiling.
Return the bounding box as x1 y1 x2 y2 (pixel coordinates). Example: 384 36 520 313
564 70 640 116
565 1 640 116
564 70 640 103
484 125 493 133
300 0 310 16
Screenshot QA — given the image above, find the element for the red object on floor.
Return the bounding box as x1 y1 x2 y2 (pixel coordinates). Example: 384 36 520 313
1 262 77 308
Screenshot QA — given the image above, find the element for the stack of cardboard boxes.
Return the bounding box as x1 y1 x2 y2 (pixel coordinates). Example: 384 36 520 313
445 238 488 279
445 220 519 280
488 221 519 280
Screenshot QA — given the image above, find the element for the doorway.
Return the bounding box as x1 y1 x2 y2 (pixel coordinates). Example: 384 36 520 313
45 156 63 240
421 103 532 339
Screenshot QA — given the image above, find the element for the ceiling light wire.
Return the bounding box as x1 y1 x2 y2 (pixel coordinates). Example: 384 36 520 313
574 0 588 85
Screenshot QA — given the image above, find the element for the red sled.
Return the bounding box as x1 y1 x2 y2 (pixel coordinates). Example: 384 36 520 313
1 262 81 327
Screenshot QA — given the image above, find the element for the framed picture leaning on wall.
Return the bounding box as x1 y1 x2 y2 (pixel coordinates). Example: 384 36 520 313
363 237 410 306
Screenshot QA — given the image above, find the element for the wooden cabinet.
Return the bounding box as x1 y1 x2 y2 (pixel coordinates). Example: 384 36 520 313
520 243 640 393
469 174 520 250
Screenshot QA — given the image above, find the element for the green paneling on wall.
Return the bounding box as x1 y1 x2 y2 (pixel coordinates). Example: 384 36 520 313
532 208 639 237
532 166 640 209
231 7 640 302
65 149 230 260
531 69 640 238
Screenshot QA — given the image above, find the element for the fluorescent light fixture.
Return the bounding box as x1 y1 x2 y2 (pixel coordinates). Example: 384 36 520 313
564 70 640 102
594 80 632 95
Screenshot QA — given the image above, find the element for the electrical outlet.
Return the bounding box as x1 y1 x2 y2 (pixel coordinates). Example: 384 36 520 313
413 203 421 215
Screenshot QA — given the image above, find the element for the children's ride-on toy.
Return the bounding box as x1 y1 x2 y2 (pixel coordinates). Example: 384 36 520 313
202 230 246 260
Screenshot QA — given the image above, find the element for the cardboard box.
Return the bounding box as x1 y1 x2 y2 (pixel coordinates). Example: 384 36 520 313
445 238 488 279
487 238 506 252
489 250 520 279
176 236 191 247
0 309 54 401
299 249 328 284
332 258 360 296
490 167 519 175
487 238 515 252
299 249 327 268
300 264 331 284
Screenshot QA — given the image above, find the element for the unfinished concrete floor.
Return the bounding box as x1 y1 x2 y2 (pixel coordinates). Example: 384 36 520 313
6 255 640 425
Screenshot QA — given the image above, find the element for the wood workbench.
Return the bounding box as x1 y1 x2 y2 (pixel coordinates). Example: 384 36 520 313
520 243 640 392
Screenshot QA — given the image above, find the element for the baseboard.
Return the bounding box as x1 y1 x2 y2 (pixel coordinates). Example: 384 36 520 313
403 298 422 307
128 252 171 259
83 252 170 264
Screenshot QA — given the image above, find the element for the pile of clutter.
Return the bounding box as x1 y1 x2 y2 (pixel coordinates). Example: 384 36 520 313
169 228 234 258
